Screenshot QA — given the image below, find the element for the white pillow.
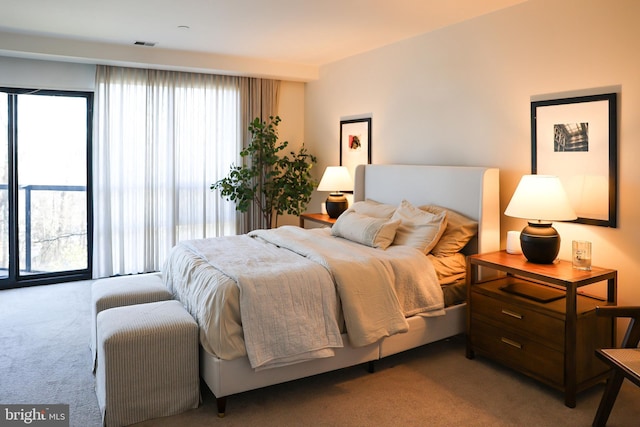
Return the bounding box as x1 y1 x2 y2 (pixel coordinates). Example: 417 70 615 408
351 199 397 218
331 210 400 249
391 200 448 254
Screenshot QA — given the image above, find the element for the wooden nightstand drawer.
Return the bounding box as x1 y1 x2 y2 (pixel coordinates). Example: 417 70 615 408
472 320 564 386
471 290 565 350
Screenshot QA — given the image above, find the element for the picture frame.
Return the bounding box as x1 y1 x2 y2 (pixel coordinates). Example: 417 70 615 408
340 118 371 184
531 93 617 227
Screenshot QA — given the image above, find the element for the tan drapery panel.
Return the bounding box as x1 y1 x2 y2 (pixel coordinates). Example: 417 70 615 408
238 78 281 233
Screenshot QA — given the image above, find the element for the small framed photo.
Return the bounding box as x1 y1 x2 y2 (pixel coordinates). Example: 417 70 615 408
531 93 617 227
340 118 371 182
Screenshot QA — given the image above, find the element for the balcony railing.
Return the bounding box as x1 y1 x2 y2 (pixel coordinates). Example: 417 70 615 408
0 183 87 274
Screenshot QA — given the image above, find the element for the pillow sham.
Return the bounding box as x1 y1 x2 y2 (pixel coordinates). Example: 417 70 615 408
331 210 400 249
351 199 397 218
427 252 467 285
420 205 478 257
391 200 447 254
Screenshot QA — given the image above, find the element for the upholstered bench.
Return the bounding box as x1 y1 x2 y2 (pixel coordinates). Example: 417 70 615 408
90 272 173 369
95 300 200 427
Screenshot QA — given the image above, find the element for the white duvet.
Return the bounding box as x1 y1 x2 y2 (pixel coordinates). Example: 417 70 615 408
163 226 444 370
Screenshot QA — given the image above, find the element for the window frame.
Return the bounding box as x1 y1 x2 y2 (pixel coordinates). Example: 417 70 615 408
0 87 94 289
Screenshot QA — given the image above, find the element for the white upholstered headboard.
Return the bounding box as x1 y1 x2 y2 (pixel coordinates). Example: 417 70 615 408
353 164 500 255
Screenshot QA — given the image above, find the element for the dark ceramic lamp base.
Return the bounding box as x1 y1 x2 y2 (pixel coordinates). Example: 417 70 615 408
520 222 560 264
325 193 348 218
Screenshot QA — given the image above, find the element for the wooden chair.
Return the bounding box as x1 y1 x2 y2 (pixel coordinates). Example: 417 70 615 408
592 306 640 427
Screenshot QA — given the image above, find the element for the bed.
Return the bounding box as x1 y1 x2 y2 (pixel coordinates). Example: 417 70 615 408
163 164 500 416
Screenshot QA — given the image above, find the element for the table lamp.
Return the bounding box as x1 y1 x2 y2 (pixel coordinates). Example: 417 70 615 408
504 175 577 264
317 166 353 218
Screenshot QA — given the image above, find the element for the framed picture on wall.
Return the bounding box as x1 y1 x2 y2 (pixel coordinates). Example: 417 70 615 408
340 117 371 183
531 92 617 227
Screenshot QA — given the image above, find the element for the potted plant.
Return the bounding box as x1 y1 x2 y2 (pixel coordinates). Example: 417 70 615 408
212 116 317 229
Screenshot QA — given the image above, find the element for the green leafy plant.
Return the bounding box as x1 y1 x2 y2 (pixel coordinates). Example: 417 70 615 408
211 116 317 229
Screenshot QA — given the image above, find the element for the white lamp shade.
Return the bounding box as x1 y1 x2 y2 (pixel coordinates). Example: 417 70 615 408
317 166 353 192
505 175 577 222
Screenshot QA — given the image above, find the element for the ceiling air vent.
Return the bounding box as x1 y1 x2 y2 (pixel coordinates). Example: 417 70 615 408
134 41 157 47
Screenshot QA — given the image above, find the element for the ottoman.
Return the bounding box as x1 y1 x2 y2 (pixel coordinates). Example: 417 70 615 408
95 300 200 427
90 272 172 369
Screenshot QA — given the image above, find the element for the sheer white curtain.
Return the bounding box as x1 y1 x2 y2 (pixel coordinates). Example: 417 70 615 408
93 66 241 277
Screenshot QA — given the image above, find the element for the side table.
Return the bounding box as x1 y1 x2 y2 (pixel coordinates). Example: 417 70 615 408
466 250 617 408
299 213 336 228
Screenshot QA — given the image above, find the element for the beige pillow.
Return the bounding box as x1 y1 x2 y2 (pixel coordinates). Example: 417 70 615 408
331 210 400 249
351 199 397 218
427 253 467 285
391 200 447 254
420 205 478 257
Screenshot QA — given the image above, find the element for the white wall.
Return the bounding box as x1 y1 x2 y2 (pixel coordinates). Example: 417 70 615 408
305 0 640 309
0 56 95 91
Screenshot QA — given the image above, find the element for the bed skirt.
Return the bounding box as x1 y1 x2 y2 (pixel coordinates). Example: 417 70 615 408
200 302 466 414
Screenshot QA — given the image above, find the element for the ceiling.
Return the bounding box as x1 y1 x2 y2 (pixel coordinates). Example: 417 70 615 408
0 0 527 79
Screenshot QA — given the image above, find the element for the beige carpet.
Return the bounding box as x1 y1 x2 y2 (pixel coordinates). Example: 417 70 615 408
1 280 639 427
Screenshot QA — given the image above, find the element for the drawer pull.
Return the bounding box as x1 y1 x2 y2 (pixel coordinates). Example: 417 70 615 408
501 337 522 349
501 309 523 320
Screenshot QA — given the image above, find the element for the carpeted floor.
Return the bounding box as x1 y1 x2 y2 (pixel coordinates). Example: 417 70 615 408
1 280 639 427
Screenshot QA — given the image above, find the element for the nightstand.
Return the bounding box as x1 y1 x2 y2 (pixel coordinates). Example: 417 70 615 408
466 251 617 408
299 213 337 228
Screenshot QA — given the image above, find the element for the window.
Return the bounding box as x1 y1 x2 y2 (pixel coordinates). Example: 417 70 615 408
0 88 93 289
